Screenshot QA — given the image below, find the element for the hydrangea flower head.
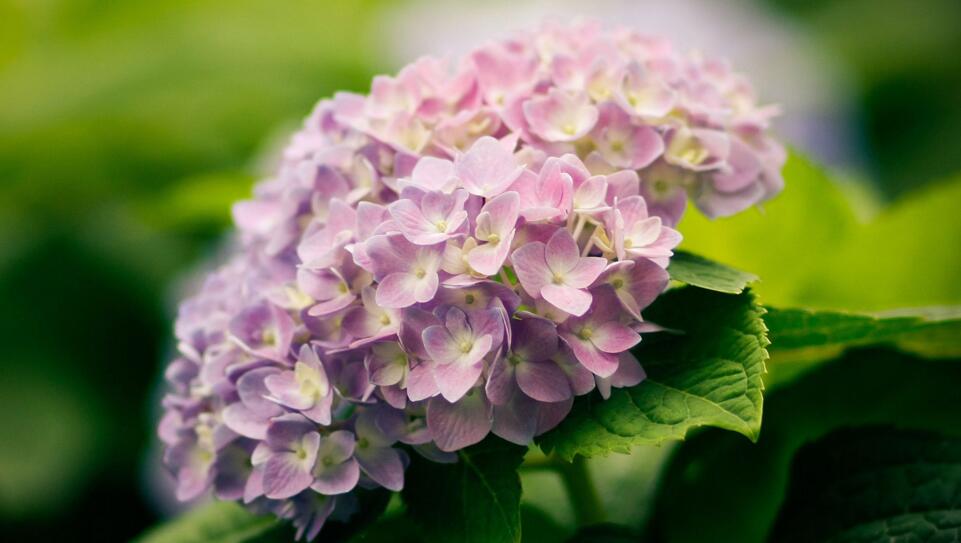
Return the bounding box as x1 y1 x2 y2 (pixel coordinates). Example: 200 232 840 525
160 19 783 538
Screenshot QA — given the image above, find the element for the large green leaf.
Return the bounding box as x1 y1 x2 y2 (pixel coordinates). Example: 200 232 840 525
677 152 858 309
678 152 961 311
648 349 961 543
537 287 768 460
667 251 758 294
770 426 961 543
402 437 527 543
765 305 961 386
134 501 292 543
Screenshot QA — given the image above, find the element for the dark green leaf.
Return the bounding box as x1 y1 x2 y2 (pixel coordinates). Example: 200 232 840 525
770 426 961 543
521 505 574 543
667 251 758 294
348 513 423 543
134 501 293 543
765 306 961 386
566 523 639 542
402 437 526 543
649 349 961 543
538 287 768 460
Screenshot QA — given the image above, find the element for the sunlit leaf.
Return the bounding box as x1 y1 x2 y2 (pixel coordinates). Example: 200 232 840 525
537 287 768 460
667 251 757 294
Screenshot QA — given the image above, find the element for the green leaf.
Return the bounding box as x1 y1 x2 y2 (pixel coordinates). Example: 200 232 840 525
348 513 423 543
678 151 961 311
566 523 640 543
520 505 574 543
134 501 293 543
648 349 961 543
402 437 527 543
537 287 768 460
765 306 961 386
667 251 758 294
769 426 961 543
676 152 858 308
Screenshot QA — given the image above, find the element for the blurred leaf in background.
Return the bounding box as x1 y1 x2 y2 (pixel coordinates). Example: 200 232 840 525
0 0 387 540
767 0 961 199
2 0 961 541
679 153 961 311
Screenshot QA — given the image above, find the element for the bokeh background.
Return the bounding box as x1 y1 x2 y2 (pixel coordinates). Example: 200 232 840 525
1 0 960 540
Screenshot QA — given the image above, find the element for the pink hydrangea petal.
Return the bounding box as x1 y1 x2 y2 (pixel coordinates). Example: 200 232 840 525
243 465 264 504
466 233 514 276
560 332 619 378
423 325 459 364
322 430 357 463
375 272 419 308
523 89 599 143
516 359 572 402
432 355 485 403
409 156 457 192
264 432 320 499
455 136 523 197
355 446 405 492
302 393 333 425
484 355 516 406
606 170 641 201
443 307 471 340
389 199 447 245
264 372 314 411
237 367 283 414
564 257 608 289
611 352 647 388
574 176 608 210
491 392 539 445
556 353 597 396
427 393 492 452
541 284 593 317
591 321 641 354
406 361 440 402
511 241 550 297
312 458 360 495
222 403 270 440
512 317 559 362
627 125 664 169
535 398 574 435
545 228 579 274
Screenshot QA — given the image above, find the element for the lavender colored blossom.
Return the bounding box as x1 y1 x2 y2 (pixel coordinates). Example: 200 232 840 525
160 19 783 539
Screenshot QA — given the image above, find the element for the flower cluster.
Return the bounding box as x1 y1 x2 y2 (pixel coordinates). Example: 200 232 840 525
160 19 784 539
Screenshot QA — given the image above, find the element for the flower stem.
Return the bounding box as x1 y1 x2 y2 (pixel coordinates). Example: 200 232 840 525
557 456 605 526
581 226 598 256
571 214 588 241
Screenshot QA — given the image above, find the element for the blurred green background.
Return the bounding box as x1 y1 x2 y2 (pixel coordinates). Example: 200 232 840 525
1 0 959 540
